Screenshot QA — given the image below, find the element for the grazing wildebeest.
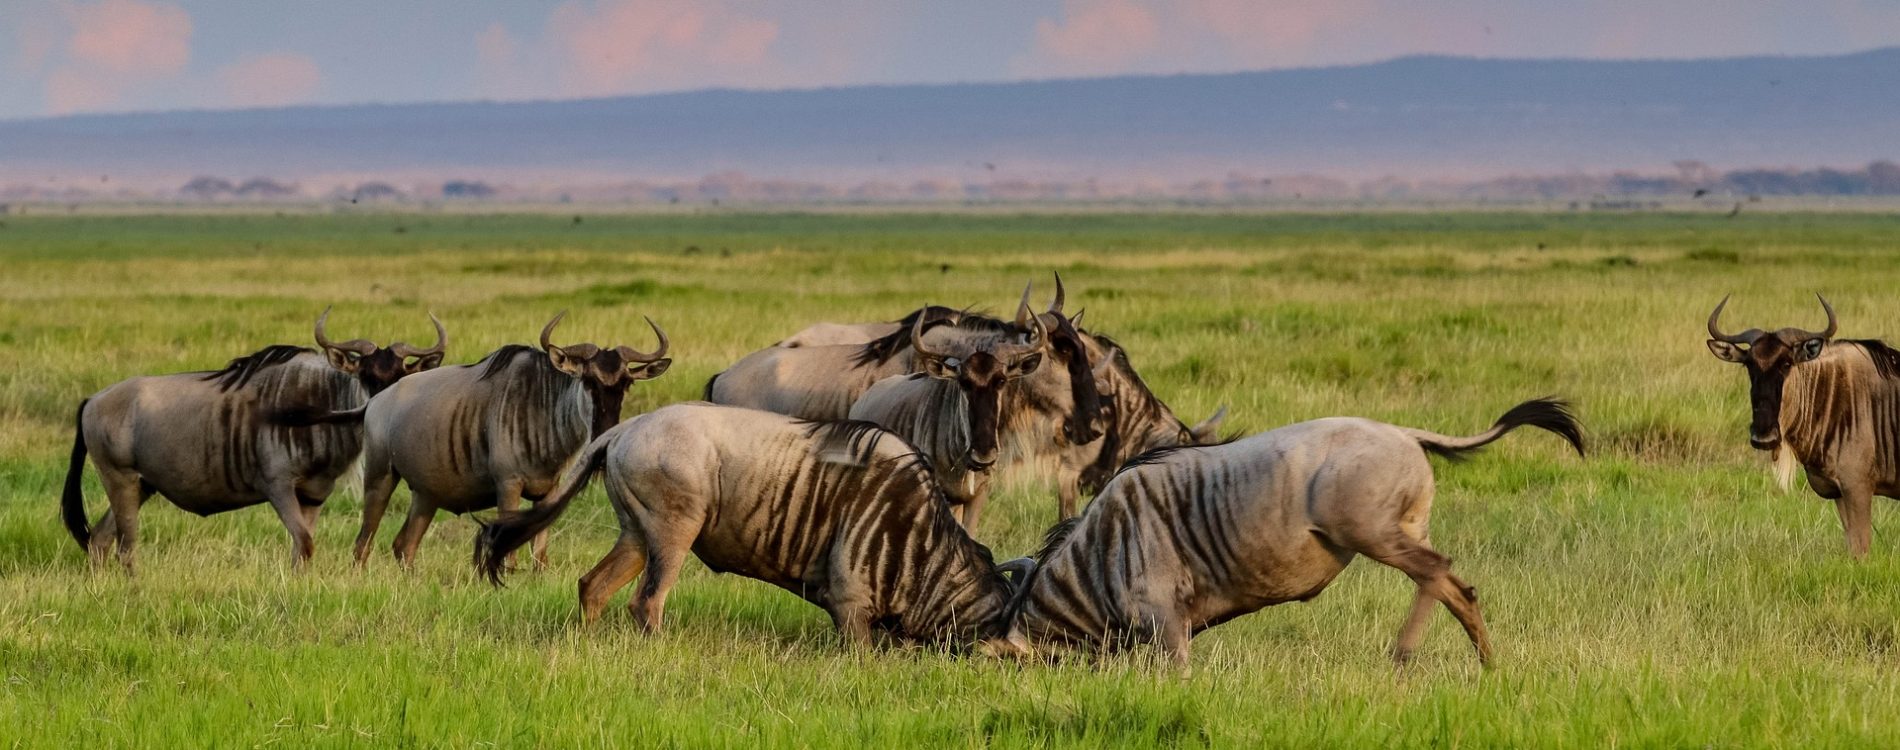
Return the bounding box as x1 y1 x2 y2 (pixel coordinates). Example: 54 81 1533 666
473 404 1030 648
350 312 670 566
849 292 1058 529
61 310 446 570
1003 399 1584 667
1706 294 1900 557
1049 330 1226 519
775 305 963 350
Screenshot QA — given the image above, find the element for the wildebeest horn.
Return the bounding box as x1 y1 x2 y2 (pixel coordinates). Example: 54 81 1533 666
911 312 950 359
615 316 670 363
997 285 1048 359
996 556 1039 587
1070 308 1085 328
1706 295 1764 344
1013 283 1034 330
1048 272 1066 315
313 306 375 354
540 310 568 351
1805 293 1838 339
391 313 447 358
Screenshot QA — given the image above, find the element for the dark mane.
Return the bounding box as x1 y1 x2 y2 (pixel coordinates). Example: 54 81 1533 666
849 306 1005 367
474 344 542 381
1846 339 1900 379
201 345 312 392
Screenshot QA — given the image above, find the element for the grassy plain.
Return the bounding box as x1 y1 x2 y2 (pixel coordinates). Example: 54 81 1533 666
2 210 1899 747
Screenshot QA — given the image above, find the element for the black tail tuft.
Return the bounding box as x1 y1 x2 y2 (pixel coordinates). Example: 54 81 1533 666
1496 397 1586 457
701 372 720 401
266 405 366 427
61 399 92 551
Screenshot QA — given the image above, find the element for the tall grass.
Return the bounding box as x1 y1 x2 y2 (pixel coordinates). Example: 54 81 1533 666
2 212 1898 746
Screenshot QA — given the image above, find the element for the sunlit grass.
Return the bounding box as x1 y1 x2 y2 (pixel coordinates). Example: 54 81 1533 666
3 211 1899 746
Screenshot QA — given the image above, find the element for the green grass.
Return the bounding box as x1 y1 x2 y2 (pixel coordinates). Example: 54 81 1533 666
3 211 1899 747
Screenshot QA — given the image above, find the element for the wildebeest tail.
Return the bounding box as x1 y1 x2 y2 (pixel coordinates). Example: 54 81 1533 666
266 405 368 427
1401 397 1585 461
61 398 92 551
472 432 611 585
701 371 720 401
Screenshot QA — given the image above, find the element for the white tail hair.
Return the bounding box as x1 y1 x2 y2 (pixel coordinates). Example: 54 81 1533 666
1772 443 1797 493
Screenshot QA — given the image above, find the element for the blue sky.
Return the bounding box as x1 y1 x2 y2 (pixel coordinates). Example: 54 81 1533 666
4 0 1899 120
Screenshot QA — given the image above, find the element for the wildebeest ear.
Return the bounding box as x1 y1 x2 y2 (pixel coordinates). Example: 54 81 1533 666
546 345 586 377
1010 352 1043 378
1793 338 1826 363
406 352 445 373
1189 405 1228 444
1706 339 1747 363
323 347 361 374
630 358 672 380
921 355 958 380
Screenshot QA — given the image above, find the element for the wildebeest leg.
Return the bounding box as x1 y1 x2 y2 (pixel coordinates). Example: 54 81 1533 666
495 480 527 570
1056 466 1081 520
1390 589 1438 668
266 483 317 568
299 502 322 533
1835 484 1875 558
353 469 400 566
962 475 992 532
1146 611 1192 669
629 513 699 634
1368 537 1493 668
578 533 646 625
93 472 148 573
390 493 437 568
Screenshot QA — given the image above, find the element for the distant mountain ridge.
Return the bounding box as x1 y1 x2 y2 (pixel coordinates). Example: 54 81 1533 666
2 47 1897 186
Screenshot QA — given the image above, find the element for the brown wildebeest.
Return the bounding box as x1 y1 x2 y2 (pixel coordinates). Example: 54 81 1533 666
473 404 1030 648
1003 398 1584 667
1707 294 1900 557
62 310 446 570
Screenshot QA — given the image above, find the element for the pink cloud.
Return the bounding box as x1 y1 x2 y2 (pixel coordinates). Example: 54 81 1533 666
64 0 192 75
1024 0 1160 74
218 52 322 108
542 0 781 97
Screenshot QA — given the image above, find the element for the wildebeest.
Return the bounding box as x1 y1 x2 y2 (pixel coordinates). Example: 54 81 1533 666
349 312 670 566
1050 330 1226 519
849 292 1058 529
61 310 446 570
1003 398 1584 667
1706 294 1900 557
473 404 1029 647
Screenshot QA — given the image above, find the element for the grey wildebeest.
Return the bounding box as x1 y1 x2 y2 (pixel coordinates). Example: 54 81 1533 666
61 310 447 570
473 403 1030 647
848 290 1067 530
1003 398 1584 667
705 277 1103 451
1706 294 1900 557
348 312 670 566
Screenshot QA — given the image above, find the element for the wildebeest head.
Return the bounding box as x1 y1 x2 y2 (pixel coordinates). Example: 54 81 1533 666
913 286 1048 470
314 307 447 395
1706 294 1836 450
541 311 672 436
1035 273 1106 445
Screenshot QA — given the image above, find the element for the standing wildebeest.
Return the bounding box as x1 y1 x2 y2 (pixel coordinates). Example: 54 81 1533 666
1004 399 1584 667
849 291 1059 529
62 310 446 570
350 312 670 566
1706 294 1900 557
706 276 1103 448
473 404 1030 648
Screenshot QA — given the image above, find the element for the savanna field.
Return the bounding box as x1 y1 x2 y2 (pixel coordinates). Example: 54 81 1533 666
4 210 1900 747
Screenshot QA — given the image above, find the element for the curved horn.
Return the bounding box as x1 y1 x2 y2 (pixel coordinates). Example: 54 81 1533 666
1013 283 1034 330
393 313 448 358
1808 293 1838 339
540 310 568 352
615 316 670 363
911 312 950 359
1047 271 1066 315
1707 295 1764 344
1069 307 1085 329
314 306 336 350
